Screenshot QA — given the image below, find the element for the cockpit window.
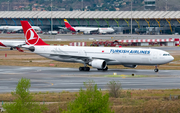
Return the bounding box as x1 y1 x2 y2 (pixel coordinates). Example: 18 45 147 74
163 54 170 56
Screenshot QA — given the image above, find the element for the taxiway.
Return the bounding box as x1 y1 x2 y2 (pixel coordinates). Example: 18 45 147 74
0 66 180 93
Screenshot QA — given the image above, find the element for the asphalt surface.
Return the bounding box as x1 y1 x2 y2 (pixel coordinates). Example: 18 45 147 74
0 66 180 93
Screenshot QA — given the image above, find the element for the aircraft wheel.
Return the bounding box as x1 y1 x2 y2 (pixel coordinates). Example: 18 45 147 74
84 67 90 71
79 67 84 71
79 67 90 71
154 68 159 72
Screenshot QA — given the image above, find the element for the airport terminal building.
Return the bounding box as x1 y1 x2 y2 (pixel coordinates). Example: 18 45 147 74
0 11 180 34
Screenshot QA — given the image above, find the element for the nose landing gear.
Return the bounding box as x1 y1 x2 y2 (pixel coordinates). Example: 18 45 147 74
154 65 159 72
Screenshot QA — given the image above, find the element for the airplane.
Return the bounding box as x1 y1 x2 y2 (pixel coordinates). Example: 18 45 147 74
0 40 25 52
64 19 115 34
20 21 174 72
0 26 41 33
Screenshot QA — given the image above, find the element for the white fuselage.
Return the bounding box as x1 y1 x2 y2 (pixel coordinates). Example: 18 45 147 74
31 46 174 66
73 27 114 34
0 40 25 47
0 26 41 32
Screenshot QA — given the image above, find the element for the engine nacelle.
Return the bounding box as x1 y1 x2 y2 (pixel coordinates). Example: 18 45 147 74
89 60 107 69
123 65 137 68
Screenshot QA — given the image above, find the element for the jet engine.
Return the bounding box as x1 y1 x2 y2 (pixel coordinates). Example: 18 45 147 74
89 59 107 69
123 65 137 68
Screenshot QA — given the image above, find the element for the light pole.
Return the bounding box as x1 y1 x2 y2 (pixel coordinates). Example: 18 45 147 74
51 0 53 35
37 16 38 26
8 1 9 11
166 0 167 11
131 0 132 34
81 0 83 11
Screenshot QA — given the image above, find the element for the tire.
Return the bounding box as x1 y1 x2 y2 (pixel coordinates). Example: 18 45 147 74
84 67 90 71
154 69 159 72
79 67 83 71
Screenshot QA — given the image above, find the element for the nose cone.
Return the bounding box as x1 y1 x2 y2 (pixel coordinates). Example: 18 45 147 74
168 55 174 62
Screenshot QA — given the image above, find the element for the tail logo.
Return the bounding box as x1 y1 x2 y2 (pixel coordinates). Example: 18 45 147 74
25 28 39 45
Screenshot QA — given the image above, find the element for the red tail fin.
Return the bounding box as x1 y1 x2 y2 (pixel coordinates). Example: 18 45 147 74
21 21 48 46
64 19 72 28
64 19 76 32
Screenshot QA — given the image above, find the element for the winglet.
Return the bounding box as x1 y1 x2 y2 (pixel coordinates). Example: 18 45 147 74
21 21 48 46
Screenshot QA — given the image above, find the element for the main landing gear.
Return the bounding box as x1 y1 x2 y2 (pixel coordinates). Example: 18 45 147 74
79 67 90 71
97 66 108 71
154 65 159 72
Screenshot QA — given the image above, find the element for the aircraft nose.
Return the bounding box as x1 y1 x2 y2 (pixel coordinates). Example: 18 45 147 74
169 55 174 62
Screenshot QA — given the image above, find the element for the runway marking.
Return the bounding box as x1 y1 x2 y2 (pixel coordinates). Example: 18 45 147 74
37 70 41 72
43 82 54 87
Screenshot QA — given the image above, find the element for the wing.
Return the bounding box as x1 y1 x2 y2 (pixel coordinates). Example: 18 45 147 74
58 27 66 29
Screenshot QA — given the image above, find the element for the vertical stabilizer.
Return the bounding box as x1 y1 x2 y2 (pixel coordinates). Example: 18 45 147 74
21 21 48 46
64 19 76 32
64 19 72 28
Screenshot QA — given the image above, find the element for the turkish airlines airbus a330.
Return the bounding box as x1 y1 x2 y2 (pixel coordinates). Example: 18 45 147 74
21 21 174 72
